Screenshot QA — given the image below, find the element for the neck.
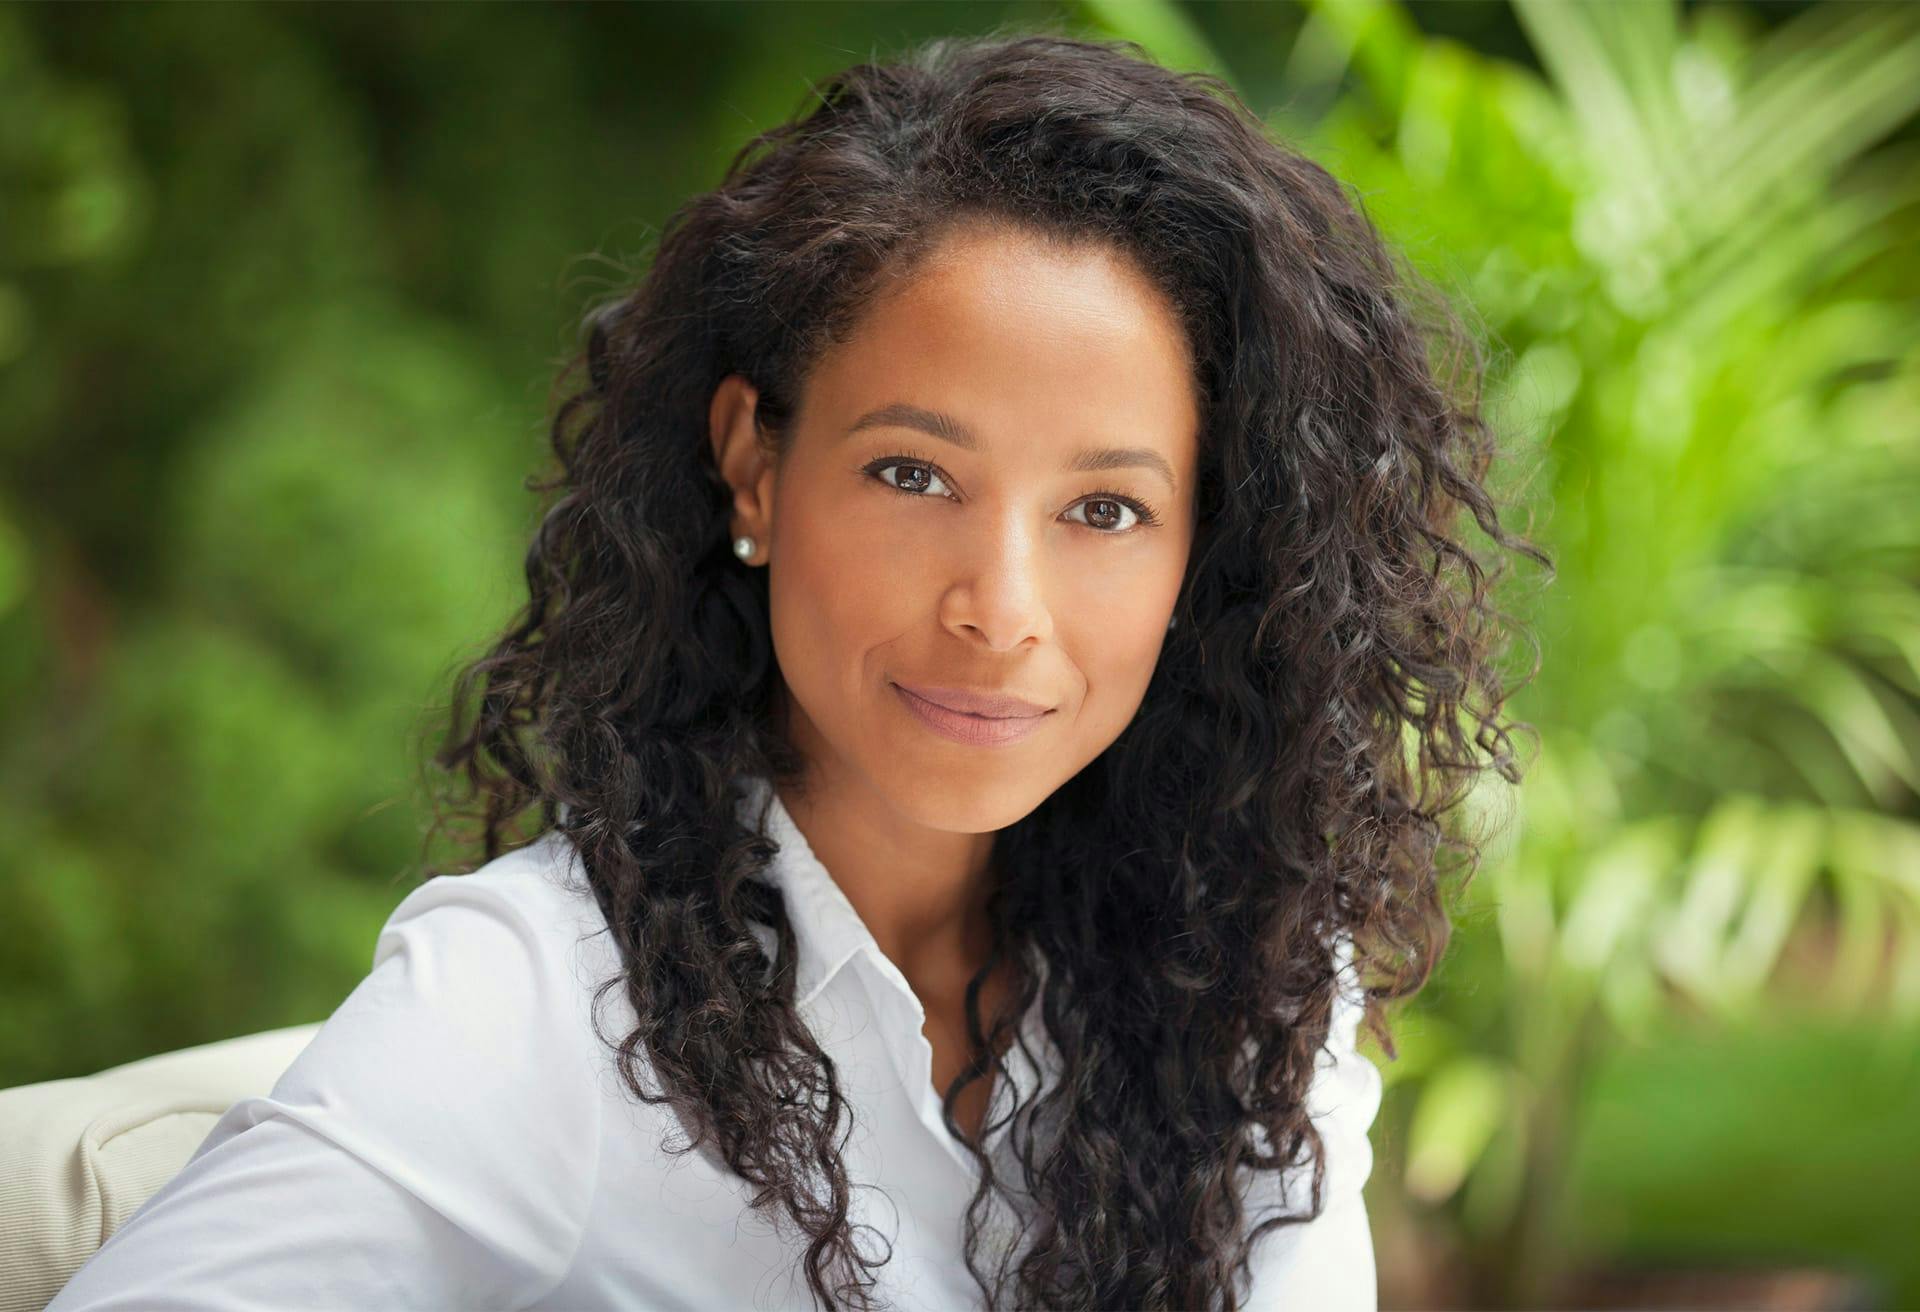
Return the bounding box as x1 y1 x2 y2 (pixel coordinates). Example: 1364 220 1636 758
771 693 1001 986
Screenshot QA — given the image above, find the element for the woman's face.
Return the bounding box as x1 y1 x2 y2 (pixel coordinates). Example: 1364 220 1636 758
711 224 1201 834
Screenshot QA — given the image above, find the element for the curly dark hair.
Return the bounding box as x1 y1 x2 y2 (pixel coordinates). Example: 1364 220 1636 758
426 27 1549 1312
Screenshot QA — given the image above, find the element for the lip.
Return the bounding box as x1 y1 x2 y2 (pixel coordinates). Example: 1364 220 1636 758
891 682 1054 717
890 681 1055 747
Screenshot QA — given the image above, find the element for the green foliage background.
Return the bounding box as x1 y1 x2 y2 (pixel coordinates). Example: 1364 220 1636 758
4 2 1916 1306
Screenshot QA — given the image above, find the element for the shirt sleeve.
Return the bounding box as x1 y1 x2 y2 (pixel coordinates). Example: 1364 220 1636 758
1238 934 1384 1312
45 859 606 1312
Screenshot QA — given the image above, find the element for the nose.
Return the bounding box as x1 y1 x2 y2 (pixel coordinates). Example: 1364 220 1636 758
937 513 1054 652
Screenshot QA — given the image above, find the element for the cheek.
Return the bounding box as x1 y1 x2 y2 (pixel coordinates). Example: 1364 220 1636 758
766 493 922 699
1056 567 1180 718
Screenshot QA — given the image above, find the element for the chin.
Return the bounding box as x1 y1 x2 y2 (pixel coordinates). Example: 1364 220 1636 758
879 765 1056 835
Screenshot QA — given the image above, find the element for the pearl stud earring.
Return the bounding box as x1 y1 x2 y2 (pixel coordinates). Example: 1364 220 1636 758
733 536 756 561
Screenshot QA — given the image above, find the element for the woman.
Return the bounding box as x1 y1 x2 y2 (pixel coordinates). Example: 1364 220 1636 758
48 29 1545 1312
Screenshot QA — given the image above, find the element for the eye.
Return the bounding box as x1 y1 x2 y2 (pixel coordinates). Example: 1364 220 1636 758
1066 496 1156 534
866 456 957 501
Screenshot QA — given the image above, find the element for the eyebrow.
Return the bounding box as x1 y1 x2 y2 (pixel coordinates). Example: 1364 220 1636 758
845 402 1179 493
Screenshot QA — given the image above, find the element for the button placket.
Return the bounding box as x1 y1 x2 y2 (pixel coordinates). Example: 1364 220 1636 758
855 948 978 1174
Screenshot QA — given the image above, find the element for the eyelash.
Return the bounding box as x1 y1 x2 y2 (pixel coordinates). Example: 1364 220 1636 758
860 451 1164 532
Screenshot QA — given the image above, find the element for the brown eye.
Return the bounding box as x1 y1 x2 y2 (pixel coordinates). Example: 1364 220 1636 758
1067 496 1149 533
868 458 954 499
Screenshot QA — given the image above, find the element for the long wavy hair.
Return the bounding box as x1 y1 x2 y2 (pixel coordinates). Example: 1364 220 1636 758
427 28 1549 1312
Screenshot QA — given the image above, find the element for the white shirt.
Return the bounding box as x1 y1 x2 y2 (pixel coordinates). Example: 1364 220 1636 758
48 775 1381 1310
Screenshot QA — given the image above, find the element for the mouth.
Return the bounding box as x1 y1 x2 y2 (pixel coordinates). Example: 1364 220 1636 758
888 681 1054 718
889 680 1055 747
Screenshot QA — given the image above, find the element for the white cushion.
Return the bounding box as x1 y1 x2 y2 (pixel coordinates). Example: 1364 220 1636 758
0 1023 323 1312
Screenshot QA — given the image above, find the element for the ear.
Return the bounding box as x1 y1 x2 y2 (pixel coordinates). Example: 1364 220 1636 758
709 374 777 553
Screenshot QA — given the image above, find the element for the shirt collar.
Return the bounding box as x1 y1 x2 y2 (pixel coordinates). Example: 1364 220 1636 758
735 774 882 1007
734 774 1054 1026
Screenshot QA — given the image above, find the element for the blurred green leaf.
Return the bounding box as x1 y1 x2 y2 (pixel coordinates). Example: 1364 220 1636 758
1405 1056 1511 1204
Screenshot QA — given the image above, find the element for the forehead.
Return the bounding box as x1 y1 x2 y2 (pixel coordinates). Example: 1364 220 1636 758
803 226 1202 463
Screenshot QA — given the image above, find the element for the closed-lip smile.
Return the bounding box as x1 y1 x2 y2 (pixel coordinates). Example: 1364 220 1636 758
889 682 1053 718
888 680 1056 747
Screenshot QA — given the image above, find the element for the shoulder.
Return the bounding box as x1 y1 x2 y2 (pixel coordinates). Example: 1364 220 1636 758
241 831 615 1269
375 830 608 973
285 822 615 1086
378 831 641 1044
322 828 623 1108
